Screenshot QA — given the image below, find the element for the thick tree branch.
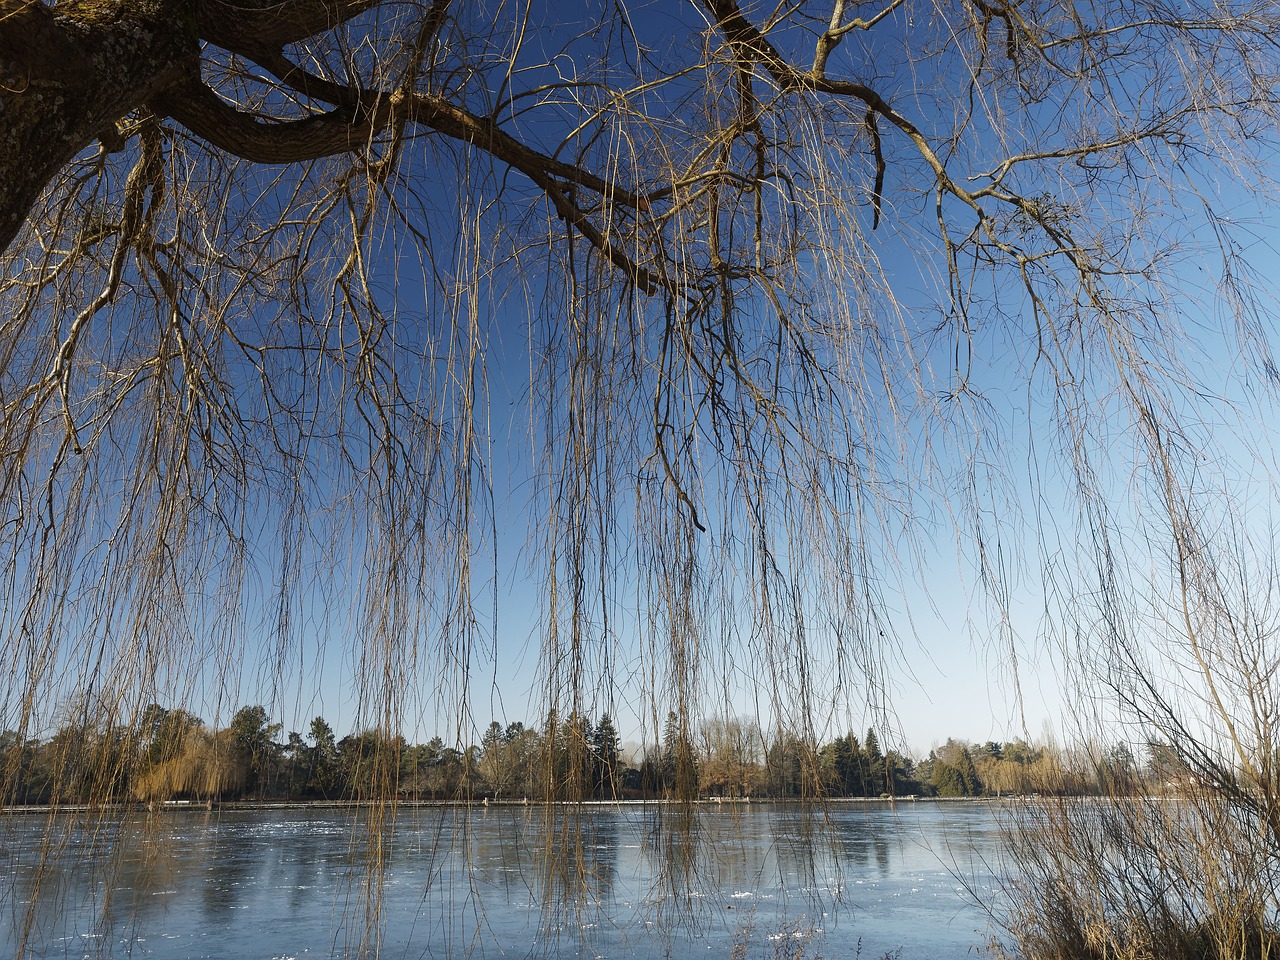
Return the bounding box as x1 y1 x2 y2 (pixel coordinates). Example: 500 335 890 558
154 72 393 164
2 0 656 271
239 46 359 107
183 9 656 208
154 64 660 289
197 0 383 58
402 94 651 210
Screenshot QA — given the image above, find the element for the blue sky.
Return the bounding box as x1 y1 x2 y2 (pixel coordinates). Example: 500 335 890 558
227 35 1280 760
15 0 1280 765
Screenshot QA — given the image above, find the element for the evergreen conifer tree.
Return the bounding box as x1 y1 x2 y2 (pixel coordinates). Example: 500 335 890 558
864 728 885 797
591 715 620 798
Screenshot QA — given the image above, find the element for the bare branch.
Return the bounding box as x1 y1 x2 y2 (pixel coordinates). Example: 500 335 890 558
812 0 905 77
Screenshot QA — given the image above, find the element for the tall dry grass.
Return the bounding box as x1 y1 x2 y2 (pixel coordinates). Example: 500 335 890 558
994 783 1279 960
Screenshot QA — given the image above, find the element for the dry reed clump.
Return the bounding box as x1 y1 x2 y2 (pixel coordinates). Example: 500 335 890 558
990 788 1280 960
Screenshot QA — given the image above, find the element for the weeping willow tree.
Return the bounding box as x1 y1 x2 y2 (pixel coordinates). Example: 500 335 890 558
3 0 1280 955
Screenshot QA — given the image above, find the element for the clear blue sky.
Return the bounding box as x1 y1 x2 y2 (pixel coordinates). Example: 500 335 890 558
161 0 1280 762
234 193 1280 765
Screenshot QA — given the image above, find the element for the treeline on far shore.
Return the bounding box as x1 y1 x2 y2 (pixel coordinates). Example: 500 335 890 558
2 705 1183 807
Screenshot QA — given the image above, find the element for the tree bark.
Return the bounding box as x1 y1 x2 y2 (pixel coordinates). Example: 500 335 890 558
0 1 195 251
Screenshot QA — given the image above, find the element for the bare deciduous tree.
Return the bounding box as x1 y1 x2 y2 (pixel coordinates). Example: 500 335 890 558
4 0 1280 953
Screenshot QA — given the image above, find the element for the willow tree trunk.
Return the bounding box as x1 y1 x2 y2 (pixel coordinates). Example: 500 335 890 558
0 1 194 251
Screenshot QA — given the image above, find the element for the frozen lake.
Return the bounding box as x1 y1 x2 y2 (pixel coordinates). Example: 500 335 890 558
2 801 1010 959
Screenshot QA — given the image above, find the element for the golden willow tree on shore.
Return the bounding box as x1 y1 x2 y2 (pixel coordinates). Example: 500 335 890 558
3 0 1280 956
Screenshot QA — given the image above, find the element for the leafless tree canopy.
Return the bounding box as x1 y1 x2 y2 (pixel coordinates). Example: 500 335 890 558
2 0 1279 796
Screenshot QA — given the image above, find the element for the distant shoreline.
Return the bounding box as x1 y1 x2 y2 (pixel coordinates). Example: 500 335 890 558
0 794 1043 815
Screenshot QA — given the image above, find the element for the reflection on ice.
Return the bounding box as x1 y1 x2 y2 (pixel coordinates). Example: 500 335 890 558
3 802 1003 958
